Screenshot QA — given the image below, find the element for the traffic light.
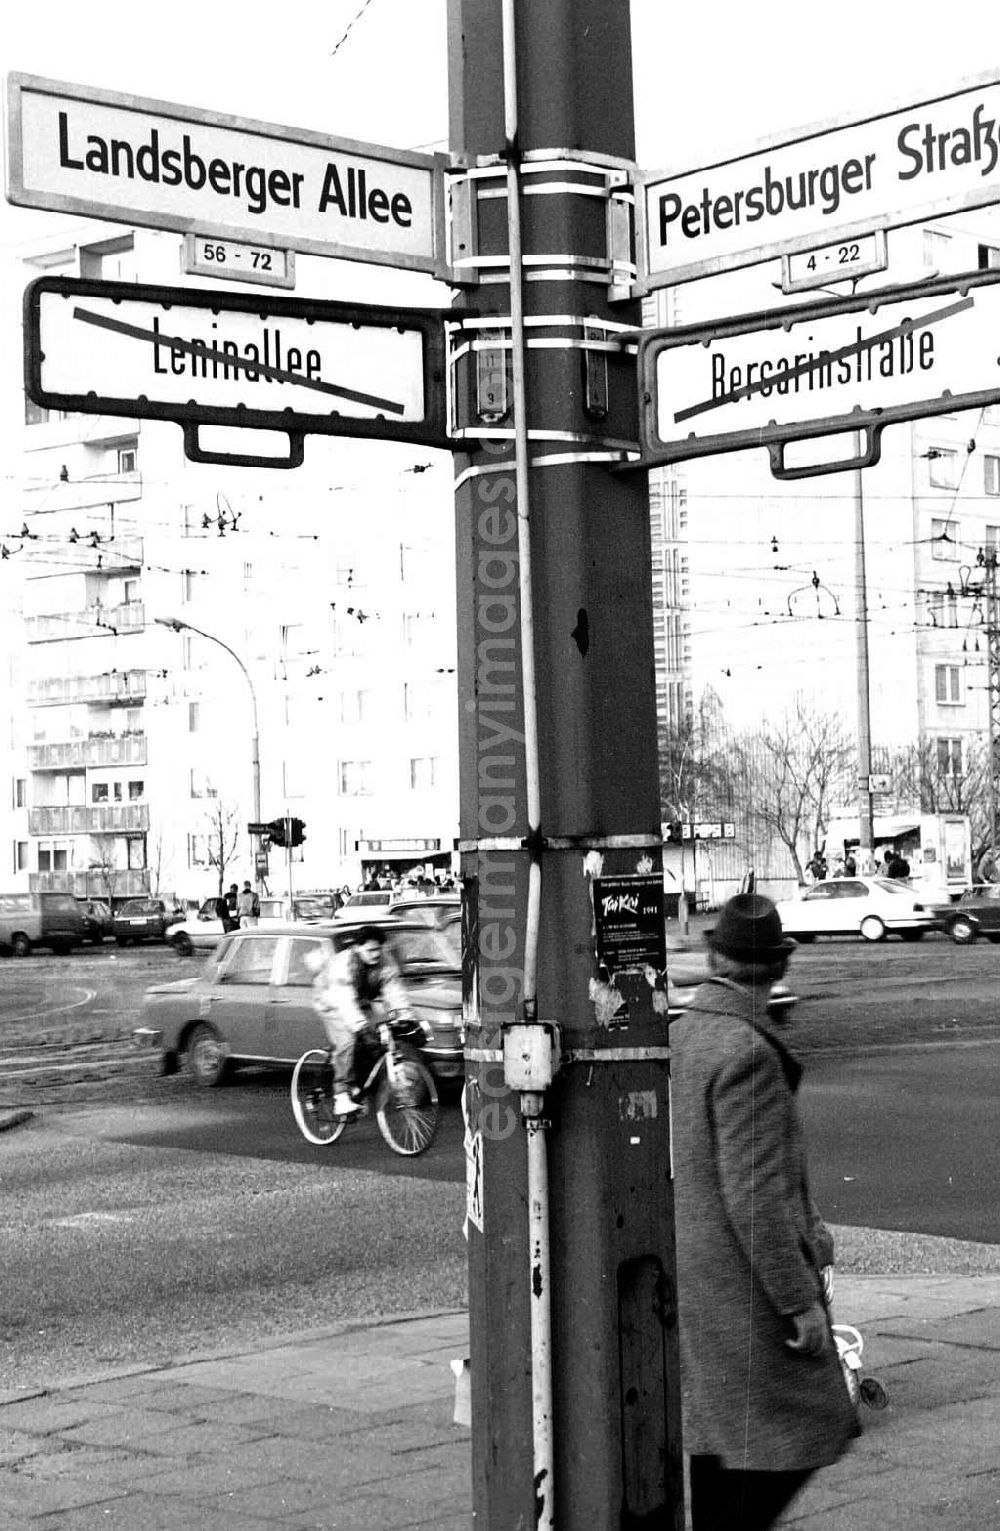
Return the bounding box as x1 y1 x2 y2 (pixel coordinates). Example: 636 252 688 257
289 817 306 848
267 817 287 848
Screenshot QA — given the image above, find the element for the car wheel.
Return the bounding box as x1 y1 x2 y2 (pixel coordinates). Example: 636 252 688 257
171 931 194 957
12 933 32 958
949 916 977 945
860 915 886 943
187 1023 230 1088
791 931 816 944
115 936 130 947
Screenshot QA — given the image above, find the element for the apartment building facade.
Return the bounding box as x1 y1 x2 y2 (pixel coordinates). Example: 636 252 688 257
4 224 460 905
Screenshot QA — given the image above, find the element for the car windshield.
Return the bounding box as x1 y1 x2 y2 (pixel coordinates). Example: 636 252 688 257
872 878 913 895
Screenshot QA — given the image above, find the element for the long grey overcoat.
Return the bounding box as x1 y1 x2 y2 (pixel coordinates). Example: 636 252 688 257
670 977 858 1471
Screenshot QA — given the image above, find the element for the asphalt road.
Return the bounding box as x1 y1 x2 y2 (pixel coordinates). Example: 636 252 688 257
1 932 998 1393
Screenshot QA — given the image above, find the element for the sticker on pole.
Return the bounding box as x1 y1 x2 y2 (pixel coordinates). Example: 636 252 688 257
25 276 452 465
593 875 666 977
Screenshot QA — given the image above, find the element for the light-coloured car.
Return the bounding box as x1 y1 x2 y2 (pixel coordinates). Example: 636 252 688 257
134 920 463 1086
774 876 933 943
334 890 394 918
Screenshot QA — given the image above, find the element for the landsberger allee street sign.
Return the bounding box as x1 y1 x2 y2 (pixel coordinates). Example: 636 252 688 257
640 70 1000 286
25 276 451 468
6 73 447 276
637 268 1000 480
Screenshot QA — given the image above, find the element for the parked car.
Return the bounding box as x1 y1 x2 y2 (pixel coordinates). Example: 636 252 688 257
0 890 84 956
167 898 231 955
774 876 934 943
134 919 463 1087
76 898 113 945
389 893 461 931
929 883 1000 944
113 897 183 946
335 890 394 918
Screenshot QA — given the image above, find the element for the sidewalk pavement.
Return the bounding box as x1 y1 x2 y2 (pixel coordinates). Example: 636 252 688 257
2 1271 1000 1528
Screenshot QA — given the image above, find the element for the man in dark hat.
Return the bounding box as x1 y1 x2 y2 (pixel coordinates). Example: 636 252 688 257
670 893 857 1529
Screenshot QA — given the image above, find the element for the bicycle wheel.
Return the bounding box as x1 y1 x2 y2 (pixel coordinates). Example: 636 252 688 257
375 1048 439 1156
291 1049 346 1146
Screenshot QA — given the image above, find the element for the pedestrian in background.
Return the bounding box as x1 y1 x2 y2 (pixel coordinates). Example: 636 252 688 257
223 883 239 933
237 880 259 927
670 893 857 1529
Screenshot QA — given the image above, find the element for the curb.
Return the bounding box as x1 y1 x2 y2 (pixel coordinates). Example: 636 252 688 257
0 1304 469 1406
0 1110 34 1134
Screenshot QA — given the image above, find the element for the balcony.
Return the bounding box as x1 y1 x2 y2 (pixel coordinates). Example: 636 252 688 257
30 868 150 900
28 803 149 836
27 670 147 707
24 602 145 643
28 734 147 770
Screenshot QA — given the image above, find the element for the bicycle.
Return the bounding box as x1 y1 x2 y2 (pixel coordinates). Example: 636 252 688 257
290 1014 440 1157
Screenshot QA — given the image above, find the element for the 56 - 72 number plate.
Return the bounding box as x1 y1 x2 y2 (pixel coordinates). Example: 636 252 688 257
182 234 295 289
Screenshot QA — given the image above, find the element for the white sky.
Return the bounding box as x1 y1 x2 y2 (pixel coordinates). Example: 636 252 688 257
2 0 997 731
2 0 996 247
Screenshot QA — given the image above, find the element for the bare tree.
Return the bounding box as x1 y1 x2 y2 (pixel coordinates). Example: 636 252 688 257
205 800 242 894
732 700 855 885
887 737 991 865
657 687 732 828
88 834 123 906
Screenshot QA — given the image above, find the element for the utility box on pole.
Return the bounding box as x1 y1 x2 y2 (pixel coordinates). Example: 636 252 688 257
448 1 684 1526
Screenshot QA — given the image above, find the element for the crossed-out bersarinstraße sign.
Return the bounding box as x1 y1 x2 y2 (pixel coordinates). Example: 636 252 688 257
637 268 1000 478
6 73 446 276
25 277 451 460
640 70 1000 287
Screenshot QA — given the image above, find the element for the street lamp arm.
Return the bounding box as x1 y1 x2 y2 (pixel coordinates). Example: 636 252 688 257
154 614 263 891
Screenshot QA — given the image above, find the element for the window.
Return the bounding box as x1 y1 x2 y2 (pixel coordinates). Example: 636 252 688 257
117 445 137 474
340 760 373 796
286 937 331 986
340 690 371 725
92 783 109 803
188 702 200 732
410 757 438 790
189 768 217 798
934 664 962 705
188 833 217 867
14 841 28 873
13 778 26 809
928 450 958 489
979 244 1000 270
37 844 69 872
924 229 952 269
113 782 123 802
926 589 957 627
937 737 963 778
25 396 50 426
128 838 146 870
222 936 280 983
128 780 144 801
986 456 1000 496
930 517 960 559
404 682 435 723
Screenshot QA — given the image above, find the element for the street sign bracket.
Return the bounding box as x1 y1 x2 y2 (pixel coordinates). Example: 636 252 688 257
445 151 637 291
182 423 305 471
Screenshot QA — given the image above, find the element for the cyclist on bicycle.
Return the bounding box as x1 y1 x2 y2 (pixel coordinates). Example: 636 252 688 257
311 926 413 1117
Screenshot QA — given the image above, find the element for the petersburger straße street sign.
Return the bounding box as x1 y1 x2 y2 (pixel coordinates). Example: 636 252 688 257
637 268 1000 479
640 70 1000 287
6 73 447 277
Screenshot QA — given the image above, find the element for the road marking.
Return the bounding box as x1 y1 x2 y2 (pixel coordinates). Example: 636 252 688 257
6 986 97 1024
49 1211 135 1229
